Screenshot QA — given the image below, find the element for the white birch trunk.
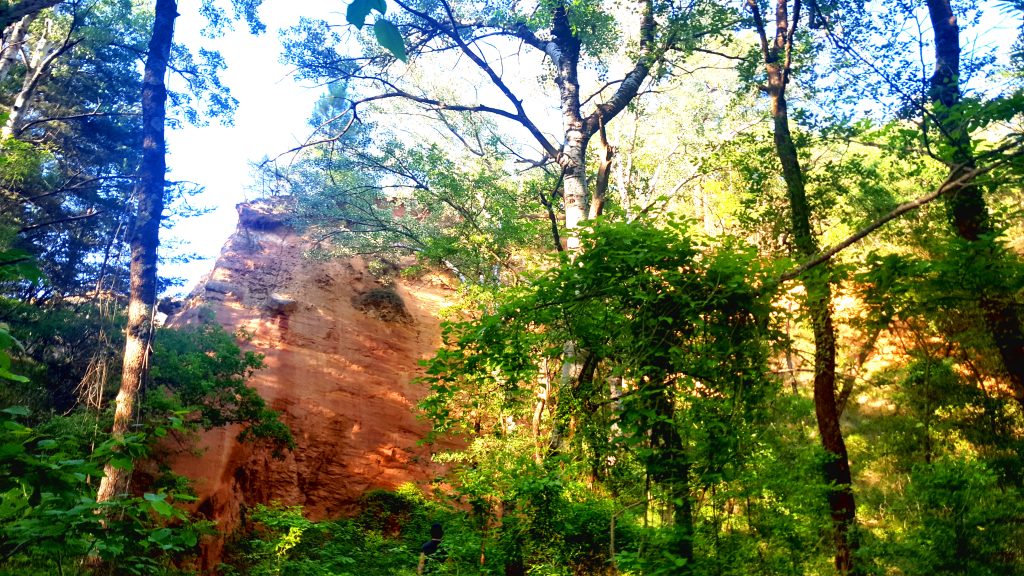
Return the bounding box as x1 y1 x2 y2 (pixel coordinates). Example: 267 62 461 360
0 14 33 84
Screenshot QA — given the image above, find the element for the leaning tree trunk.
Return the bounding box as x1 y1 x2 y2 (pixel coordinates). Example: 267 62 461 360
95 0 176 503
925 0 1024 406
748 0 858 571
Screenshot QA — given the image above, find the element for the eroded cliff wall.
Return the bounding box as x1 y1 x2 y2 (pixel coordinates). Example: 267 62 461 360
168 201 454 569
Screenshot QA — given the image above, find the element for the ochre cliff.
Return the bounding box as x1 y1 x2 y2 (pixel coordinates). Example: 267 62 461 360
167 201 455 570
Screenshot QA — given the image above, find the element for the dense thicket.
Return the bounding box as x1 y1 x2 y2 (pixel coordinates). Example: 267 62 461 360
2 0 1024 573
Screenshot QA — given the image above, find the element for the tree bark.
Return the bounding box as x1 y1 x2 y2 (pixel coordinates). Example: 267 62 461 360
95 0 176 503
547 2 587 250
0 0 62 32
0 14 34 84
2 20 69 139
925 0 1024 406
772 85 857 576
749 0 858 571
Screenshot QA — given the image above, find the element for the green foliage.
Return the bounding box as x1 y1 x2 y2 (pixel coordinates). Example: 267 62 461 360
344 0 406 61
146 324 294 452
417 219 854 573
0 324 27 384
0 407 210 574
287 113 547 286
222 484 629 576
373 19 407 62
872 458 1024 576
224 490 458 576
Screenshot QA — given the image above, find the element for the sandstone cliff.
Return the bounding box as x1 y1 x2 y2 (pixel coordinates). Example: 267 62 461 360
168 201 455 570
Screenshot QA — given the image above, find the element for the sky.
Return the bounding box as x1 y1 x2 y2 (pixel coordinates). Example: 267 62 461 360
157 0 1022 295
161 0 340 294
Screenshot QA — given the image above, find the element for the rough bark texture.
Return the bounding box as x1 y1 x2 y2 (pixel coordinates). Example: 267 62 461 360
926 0 1024 406
522 0 655 247
96 0 176 503
548 3 587 250
750 0 858 571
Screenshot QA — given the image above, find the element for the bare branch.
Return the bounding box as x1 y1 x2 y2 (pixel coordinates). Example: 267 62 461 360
392 0 559 158
18 111 140 132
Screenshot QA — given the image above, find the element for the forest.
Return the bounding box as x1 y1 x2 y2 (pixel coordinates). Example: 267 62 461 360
1 0 1023 573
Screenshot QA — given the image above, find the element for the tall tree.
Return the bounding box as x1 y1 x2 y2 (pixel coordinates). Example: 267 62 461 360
925 0 1024 406
95 0 176 503
745 0 858 571
285 0 724 249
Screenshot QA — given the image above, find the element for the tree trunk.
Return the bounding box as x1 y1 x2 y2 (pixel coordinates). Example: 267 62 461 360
95 0 176 503
0 14 34 84
561 134 588 251
770 74 858 576
588 123 614 220
748 0 858 570
547 1 587 250
926 0 1024 406
0 0 62 32
1 19 61 139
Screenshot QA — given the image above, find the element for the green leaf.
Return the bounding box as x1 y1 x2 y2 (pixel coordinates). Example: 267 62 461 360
368 0 386 15
346 0 373 28
147 495 175 517
374 18 406 62
110 455 134 471
1 406 30 416
0 367 29 383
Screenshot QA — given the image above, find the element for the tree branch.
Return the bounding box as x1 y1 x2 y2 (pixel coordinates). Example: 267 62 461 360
393 0 559 158
778 144 1024 283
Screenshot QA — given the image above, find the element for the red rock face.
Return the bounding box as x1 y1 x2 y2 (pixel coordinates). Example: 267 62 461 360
169 202 455 571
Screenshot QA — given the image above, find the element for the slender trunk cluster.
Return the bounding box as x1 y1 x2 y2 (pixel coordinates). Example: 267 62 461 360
95 0 176 503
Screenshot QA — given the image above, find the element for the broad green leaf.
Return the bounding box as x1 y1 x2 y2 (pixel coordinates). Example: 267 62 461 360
368 0 386 15
374 19 406 62
0 371 29 383
1 406 30 416
110 455 134 471
346 0 373 28
149 498 174 517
